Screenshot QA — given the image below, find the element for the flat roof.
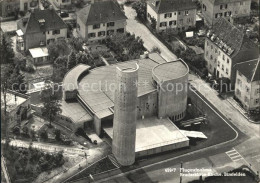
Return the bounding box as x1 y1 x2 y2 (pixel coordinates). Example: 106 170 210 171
63 64 91 91
78 53 167 118
29 47 49 58
152 60 189 81
1 92 29 112
61 100 93 123
103 117 189 152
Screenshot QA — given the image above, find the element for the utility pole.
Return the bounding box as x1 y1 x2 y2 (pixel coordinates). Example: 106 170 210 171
180 161 183 183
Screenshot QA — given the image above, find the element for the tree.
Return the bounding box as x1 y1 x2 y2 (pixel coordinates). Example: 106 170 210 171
52 56 68 82
68 37 84 51
76 51 94 65
67 51 77 70
132 1 147 21
150 17 157 30
40 130 48 141
47 39 70 62
54 129 61 141
0 34 15 65
41 85 62 127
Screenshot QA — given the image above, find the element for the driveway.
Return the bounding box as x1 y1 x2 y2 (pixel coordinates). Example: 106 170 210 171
124 5 177 62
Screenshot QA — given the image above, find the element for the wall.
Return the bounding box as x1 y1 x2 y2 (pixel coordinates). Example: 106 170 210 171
77 16 87 39
46 28 67 43
136 91 158 120
177 9 197 30
86 19 126 41
157 75 188 121
202 0 251 26
205 38 232 79
25 32 45 50
112 66 138 166
235 71 260 111
147 4 159 27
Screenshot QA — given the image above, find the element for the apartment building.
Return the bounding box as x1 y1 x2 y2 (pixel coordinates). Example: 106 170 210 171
76 0 127 42
201 0 251 26
235 59 260 112
204 18 258 86
17 8 68 51
147 0 197 32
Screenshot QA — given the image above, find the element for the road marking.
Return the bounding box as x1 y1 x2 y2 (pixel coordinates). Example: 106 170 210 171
226 148 244 162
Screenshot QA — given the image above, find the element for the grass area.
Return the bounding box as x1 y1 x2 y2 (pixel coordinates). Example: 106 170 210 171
68 156 117 182
23 65 53 82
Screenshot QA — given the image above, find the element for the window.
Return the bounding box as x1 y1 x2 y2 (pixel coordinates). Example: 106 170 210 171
169 20 176 26
227 58 229 63
236 89 241 96
178 11 181 15
225 4 228 9
164 13 172 18
222 65 224 71
77 23 80 30
160 22 167 27
226 68 229 75
222 54 225 60
107 22 115 27
215 14 218 18
88 33 96 38
256 88 260 94
255 99 259 104
98 31 105 37
217 61 220 67
220 5 223 9
174 12 177 15
211 45 213 50
240 2 244 5
215 48 218 53
245 86 250 93
185 11 189 15
53 30 60 35
93 24 100 29
224 12 227 17
107 30 115 35
187 18 191 23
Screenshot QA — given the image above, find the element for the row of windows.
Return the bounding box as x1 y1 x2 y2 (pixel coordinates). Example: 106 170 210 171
215 11 232 18
163 10 189 18
88 29 124 38
159 20 177 27
93 22 115 29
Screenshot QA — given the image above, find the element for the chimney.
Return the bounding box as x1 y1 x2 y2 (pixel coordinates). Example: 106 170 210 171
49 5 53 10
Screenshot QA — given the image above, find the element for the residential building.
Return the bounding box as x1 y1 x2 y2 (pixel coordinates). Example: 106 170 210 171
53 0 71 9
147 0 197 32
204 18 258 86
235 58 260 112
201 0 251 26
76 0 127 42
1 90 31 130
17 8 68 51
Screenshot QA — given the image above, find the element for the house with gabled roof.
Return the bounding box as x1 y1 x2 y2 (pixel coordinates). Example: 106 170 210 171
147 0 197 32
201 0 251 26
204 18 258 86
17 8 68 51
76 0 127 42
234 58 260 112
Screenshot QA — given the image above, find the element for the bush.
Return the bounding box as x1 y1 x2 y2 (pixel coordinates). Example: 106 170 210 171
151 46 161 54
25 65 35 73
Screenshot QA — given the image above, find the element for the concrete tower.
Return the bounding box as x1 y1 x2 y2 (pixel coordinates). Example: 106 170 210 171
112 63 139 166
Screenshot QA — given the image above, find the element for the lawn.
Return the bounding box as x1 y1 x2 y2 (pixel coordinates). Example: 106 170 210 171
23 65 53 83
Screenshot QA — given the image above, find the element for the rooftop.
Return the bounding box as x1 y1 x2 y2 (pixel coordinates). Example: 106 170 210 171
17 9 67 34
235 58 260 82
63 64 91 91
207 18 258 64
29 47 49 58
152 60 189 81
77 0 127 25
103 117 189 152
148 0 197 14
78 53 167 118
1 91 29 112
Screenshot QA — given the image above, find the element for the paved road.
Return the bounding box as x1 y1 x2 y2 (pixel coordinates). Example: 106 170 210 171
124 5 177 62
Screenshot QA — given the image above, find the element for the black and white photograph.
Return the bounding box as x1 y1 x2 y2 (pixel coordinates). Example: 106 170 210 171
0 0 259 182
